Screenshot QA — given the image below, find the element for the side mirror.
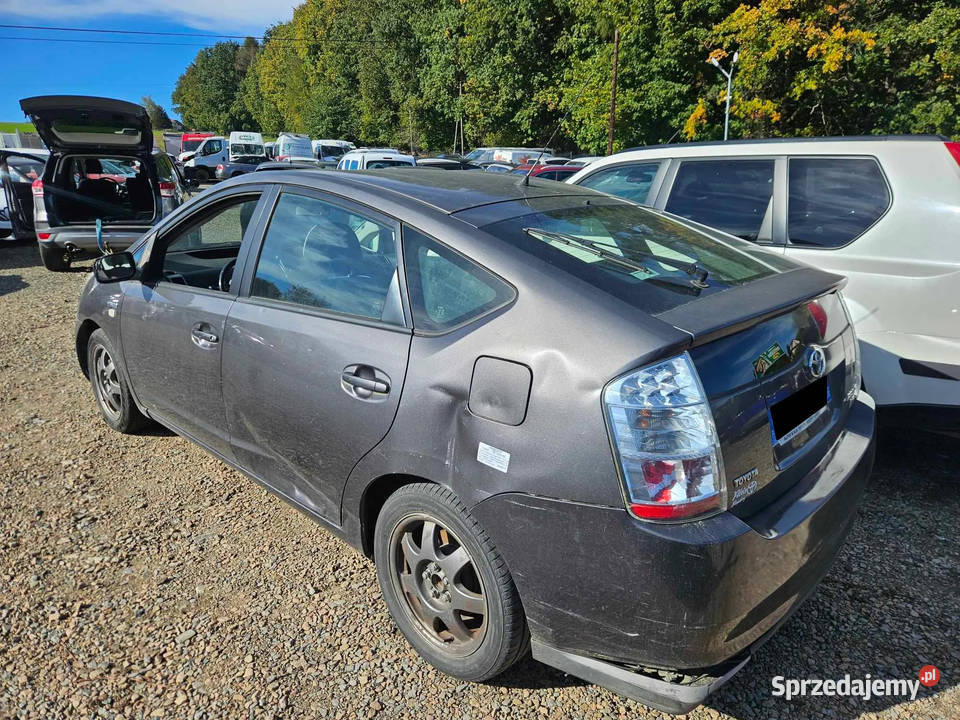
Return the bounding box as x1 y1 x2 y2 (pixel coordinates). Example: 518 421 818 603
94 252 137 283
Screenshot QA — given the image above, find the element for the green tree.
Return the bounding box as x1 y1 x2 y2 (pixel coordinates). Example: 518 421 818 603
141 95 172 129
172 42 260 133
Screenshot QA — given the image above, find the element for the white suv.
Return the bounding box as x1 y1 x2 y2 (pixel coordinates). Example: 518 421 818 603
568 136 960 426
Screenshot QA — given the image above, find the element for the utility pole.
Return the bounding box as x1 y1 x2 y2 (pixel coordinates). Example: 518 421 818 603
710 51 739 141
606 28 620 156
408 104 415 155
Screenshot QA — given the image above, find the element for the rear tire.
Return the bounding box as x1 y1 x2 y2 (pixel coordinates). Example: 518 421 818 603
86 329 150 434
374 483 529 682
38 242 70 271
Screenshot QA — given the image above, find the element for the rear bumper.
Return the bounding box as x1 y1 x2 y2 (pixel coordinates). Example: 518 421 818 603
38 226 146 253
472 391 875 710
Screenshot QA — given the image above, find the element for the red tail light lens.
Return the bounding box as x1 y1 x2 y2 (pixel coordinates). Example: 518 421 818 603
604 353 726 523
37 232 50 240
276 155 287 161
945 142 960 167
31 179 44 196
807 300 828 339
158 181 175 198
216 164 224 172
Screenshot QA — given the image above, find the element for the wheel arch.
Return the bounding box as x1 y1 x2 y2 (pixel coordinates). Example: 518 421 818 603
358 473 438 559
76 319 100 378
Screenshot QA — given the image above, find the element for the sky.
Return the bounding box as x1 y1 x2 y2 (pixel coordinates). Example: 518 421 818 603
0 1 298 122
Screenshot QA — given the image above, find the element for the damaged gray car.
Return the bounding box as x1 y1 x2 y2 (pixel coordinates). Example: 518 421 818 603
75 169 875 713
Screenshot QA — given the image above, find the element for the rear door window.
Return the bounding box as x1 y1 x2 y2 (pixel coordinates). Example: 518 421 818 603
402 227 515 333
578 162 661 204
787 157 889 248
251 192 401 323
665 159 774 241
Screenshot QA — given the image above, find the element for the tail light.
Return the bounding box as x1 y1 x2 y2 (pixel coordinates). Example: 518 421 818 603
31 179 44 197
806 300 828 339
604 353 726 522
158 181 175 198
216 164 224 172
944 142 960 167
277 155 288 161
37 232 50 240
838 293 862 405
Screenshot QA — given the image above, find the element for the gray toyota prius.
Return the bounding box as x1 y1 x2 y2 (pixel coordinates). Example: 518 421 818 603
76 169 875 713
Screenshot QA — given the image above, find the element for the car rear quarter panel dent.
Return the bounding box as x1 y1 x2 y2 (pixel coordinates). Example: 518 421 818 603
339 215 691 546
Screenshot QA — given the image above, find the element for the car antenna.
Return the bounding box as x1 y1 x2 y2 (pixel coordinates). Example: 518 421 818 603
520 69 600 187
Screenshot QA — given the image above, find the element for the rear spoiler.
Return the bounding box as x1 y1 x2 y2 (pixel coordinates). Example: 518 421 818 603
656 267 846 347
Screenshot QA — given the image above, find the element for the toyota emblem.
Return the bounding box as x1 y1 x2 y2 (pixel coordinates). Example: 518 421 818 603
805 346 827 379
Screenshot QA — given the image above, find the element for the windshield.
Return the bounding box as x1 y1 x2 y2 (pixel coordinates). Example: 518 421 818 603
480 201 790 315
182 140 203 152
231 144 264 157
367 160 413 168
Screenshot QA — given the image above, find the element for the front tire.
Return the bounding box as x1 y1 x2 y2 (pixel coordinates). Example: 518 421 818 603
374 483 529 682
38 242 70 271
87 329 150 434
193 167 210 182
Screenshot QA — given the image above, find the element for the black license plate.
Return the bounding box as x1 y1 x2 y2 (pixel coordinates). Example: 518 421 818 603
770 376 828 442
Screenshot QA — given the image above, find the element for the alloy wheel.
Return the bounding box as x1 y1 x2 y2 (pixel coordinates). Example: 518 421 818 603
93 344 123 420
389 513 488 657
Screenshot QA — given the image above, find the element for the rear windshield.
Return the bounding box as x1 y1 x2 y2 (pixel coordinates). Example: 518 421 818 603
367 160 413 168
480 201 789 315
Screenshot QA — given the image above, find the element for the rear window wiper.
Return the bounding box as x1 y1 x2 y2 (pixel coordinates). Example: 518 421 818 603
523 227 709 287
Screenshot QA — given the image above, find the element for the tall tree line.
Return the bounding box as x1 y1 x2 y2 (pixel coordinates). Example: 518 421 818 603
172 0 960 151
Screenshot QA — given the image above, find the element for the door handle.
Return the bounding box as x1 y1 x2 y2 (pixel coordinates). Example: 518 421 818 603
191 324 219 348
341 371 389 394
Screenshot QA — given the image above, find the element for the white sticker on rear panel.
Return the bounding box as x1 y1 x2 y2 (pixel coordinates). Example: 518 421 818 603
477 442 510 473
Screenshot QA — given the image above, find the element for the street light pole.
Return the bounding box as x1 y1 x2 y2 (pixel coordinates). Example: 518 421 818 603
710 51 738 141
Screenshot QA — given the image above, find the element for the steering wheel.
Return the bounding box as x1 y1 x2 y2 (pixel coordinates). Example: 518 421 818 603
219 259 237 292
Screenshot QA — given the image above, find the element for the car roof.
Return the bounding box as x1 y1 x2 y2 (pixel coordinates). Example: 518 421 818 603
236 167 598 214
618 134 947 154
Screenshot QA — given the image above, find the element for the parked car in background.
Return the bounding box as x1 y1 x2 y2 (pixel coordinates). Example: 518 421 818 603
337 148 415 170
178 132 213 163
568 136 960 426
313 139 355 162
255 160 336 172
275 132 315 162
509 164 580 181
215 157 268 180
482 162 514 173
464 147 553 165
0 148 48 240
19 95 189 271
183 135 229 182
77 169 874 714
415 157 483 170
264 142 276 160
565 156 603 167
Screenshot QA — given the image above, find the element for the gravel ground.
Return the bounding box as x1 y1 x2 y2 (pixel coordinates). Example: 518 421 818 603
0 241 957 720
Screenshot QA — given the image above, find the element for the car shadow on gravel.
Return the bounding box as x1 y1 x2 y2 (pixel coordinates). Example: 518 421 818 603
0 273 28 296
0 240 44 270
488 655 588 691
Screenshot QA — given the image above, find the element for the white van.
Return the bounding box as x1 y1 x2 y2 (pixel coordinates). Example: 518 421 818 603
313 139 355 162
568 136 960 426
337 148 415 170
275 132 314 162
228 131 266 161
182 135 228 182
